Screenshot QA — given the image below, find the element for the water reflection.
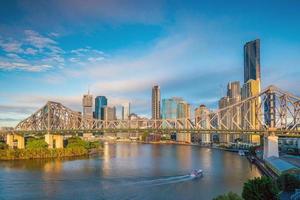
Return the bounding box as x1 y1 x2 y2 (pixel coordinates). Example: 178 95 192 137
0 144 261 200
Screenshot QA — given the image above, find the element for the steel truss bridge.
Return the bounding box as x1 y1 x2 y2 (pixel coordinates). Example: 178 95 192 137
4 85 300 136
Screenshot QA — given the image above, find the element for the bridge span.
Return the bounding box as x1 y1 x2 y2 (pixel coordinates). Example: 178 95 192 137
1 85 300 160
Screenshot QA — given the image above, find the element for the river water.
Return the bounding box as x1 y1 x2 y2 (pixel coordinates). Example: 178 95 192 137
0 143 261 200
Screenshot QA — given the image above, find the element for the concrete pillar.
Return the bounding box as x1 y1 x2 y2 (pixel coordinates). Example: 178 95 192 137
6 134 14 148
45 134 63 148
6 134 25 149
45 133 54 148
14 135 25 149
53 135 63 148
201 133 211 144
263 134 279 159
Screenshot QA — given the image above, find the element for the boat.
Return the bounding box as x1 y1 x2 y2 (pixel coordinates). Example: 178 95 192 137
190 169 203 178
238 150 245 156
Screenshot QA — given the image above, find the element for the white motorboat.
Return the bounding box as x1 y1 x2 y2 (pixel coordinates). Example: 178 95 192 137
190 169 203 178
238 150 245 156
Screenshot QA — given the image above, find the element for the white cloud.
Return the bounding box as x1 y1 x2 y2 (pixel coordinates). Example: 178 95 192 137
0 61 52 72
0 39 23 53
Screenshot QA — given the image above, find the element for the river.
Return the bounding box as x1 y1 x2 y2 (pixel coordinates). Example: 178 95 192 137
0 143 261 200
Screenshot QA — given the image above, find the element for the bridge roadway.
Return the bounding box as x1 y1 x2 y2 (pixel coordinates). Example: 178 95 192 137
1 128 300 137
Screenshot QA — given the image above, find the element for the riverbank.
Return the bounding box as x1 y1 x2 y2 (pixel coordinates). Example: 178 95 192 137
0 137 103 160
0 147 103 160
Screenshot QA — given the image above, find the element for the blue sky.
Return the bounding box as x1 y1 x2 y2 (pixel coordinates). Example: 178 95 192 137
0 0 300 126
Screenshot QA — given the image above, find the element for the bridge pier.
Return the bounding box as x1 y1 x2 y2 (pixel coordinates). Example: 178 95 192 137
176 132 191 143
6 134 25 149
45 134 64 149
263 133 279 159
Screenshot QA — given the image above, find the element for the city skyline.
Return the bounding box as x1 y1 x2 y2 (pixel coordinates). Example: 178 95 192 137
1 0 300 127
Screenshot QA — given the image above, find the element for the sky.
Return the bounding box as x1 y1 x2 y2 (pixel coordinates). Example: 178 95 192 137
0 0 300 127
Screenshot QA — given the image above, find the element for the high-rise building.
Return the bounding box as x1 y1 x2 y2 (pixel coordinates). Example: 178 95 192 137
103 106 117 121
161 97 180 119
82 92 93 119
195 105 211 144
241 79 261 145
95 96 107 120
244 39 261 84
152 85 161 119
162 97 190 128
161 97 189 119
218 96 230 143
122 103 131 120
227 81 241 142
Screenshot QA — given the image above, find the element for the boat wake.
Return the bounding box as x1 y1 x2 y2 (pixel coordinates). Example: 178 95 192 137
128 175 194 187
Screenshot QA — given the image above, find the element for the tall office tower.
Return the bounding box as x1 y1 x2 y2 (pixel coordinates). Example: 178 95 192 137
218 96 230 143
244 39 261 84
122 103 131 120
152 85 161 119
103 106 117 121
162 97 191 142
82 92 93 119
195 105 211 144
227 81 241 142
95 96 107 120
241 79 261 145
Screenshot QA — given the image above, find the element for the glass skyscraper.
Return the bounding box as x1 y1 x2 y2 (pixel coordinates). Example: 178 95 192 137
244 39 261 83
161 97 190 119
95 96 107 120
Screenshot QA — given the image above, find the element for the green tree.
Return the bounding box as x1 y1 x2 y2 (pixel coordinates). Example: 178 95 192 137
277 173 300 192
26 138 48 149
67 137 89 149
242 176 279 200
213 192 243 200
0 141 8 150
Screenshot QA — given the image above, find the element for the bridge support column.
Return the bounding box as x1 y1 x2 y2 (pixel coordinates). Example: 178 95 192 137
45 134 64 149
45 134 54 148
53 135 63 148
14 135 25 149
6 134 25 149
6 134 14 148
263 134 279 159
176 132 191 143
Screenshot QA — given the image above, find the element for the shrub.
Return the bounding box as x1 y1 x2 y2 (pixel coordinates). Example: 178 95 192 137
213 192 243 200
26 138 48 149
277 173 300 192
242 176 279 200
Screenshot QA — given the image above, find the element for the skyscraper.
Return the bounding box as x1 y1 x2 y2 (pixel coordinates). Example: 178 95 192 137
227 81 241 142
195 105 211 144
82 92 93 119
95 96 107 120
244 39 261 83
103 106 117 121
241 79 261 145
152 85 161 119
122 103 131 120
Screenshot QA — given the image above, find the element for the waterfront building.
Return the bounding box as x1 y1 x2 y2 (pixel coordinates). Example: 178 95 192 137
95 96 107 120
82 92 93 119
241 79 261 145
244 39 261 84
128 113 148 128
152 85 161 119
195 105 211 144
122 103 131 120
103 106 117 121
